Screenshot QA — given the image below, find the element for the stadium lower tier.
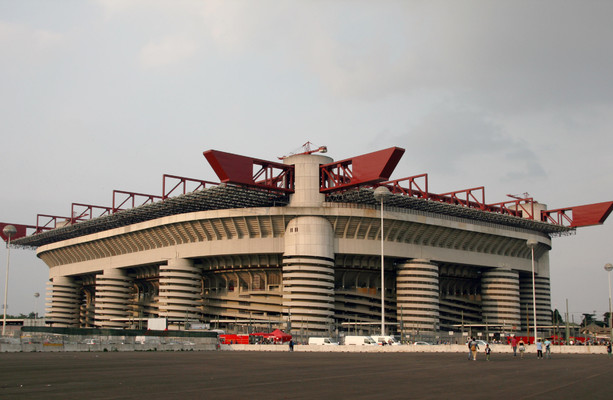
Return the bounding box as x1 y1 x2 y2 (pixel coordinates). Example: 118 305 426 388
46 254 552 337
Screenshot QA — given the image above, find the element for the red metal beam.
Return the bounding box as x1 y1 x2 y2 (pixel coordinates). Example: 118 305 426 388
320 147 405 192
203 150 294 193
162 174 218 199
485 198 533 218
435 186 486 210
542 201 613 227
36 214 75 233
380 174 429 199
112 190 163 213
71 203 113 222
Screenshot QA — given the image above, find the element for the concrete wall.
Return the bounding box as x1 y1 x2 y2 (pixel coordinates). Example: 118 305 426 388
222 344 608 355
1 341 218 353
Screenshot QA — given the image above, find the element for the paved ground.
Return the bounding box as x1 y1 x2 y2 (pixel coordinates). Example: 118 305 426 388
1 351 612 399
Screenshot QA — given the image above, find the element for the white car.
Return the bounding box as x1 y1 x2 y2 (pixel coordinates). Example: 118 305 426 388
413 341 432 345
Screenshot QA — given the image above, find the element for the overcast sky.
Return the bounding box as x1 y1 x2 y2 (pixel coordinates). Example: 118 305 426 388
1 1 612 323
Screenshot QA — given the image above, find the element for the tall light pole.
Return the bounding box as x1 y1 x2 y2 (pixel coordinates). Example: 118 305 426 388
604 263 613 343
374 186 391 336
2 225 17 336
527 239 538 344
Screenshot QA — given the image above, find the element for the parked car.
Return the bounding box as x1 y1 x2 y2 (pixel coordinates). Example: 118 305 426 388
413 341 432 345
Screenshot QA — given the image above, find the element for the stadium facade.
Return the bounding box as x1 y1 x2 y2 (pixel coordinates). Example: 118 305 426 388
3 146 612 339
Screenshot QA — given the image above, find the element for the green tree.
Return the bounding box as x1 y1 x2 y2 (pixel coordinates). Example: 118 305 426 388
552 309 564 325
581 313 596 327
604 312 612 327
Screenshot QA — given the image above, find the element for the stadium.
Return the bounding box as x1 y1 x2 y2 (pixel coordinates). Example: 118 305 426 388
2 145 612 341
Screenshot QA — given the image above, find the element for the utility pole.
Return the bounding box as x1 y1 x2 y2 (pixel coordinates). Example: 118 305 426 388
565 299 570 344
526 304 530 340
400 305 404 344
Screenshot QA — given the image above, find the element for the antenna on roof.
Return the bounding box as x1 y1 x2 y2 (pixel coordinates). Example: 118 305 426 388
507 192 531 200
278 142 327 159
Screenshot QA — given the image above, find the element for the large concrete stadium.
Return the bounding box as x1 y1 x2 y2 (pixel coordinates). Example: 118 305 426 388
2 146 612 340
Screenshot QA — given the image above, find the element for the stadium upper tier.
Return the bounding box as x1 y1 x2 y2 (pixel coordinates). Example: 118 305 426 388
4 146 611 248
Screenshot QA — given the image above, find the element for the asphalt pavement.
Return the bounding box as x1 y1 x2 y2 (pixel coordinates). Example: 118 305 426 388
1 351 611 399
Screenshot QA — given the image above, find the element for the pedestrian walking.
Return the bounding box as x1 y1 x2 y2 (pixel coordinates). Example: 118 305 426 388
467 338 473 360
485 344 491 361
536 339 543 359
511 336 518 357
470 338 479 361
518 339 526 359
289 339 294 352
607 342 612 358
544 339 551 359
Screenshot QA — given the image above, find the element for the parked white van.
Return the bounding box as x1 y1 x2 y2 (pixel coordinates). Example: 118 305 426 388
308 337 339 345
344 335 377 345
372 335 400 345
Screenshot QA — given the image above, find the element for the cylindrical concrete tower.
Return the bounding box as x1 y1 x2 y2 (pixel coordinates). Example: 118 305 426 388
481 268 521 331
283 153 332 207
158 258 201 324
94 269 132 328
46 276 80 327
396 260 439 334
283 216 335 335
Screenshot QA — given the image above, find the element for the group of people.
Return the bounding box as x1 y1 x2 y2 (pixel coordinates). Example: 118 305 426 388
509 336 551 359
466 336 563 361
466 338 491 361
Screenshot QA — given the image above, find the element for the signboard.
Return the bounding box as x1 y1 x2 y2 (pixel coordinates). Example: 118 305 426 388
148 318 167 331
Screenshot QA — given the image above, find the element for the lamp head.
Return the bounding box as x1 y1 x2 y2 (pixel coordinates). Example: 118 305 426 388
373 186 392 202
2 225 17 239
605 263 613 272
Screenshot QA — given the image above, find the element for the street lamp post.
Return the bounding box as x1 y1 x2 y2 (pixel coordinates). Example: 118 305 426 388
374 186 391 337
527 239 538 345
604 263 613 343
2 225 17 336
34 292 40 319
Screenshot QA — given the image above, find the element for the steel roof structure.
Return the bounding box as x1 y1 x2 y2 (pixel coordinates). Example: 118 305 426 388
6 146 610 249
325 189 572 235
12 183 571 249
12 185 289 248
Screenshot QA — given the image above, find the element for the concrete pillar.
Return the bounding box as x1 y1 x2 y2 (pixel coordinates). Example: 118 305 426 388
283 216 335 335
481 268 521 331
95 269 132 329
46 276 80 327
158 258 202 325
396 260 439 334
520 275 552 332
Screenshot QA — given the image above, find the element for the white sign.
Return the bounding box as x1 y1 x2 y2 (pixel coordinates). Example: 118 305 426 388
462 332 468 336
448 331 454 336
477 332 482 337
148 318 167 331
